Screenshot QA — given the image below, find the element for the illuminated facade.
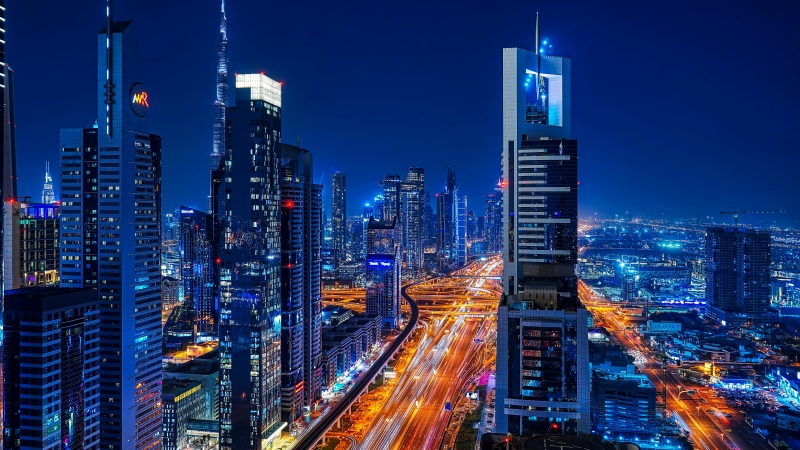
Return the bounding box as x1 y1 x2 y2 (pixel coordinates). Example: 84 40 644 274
365 217 401 328
456 194 467 266
58 12 164 447
211 0 228 172
497 21 588 435
280 143 323 428
2 202 60 291
217 73 285 449
705 227 771 326
41 161 55 204
2 287 100 449
592 370 658 438
400 167 424 274
331 172 347 268
180 207 216 338
436 167 458 271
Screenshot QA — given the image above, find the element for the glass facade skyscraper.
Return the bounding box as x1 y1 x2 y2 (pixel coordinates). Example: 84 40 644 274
60 14 163 447
180 207 216 338
496 37 589 435
217 73 284 449
705 227 771 326
279 143 323 428
365 217 401 328
400 167 424 274
3 287 100 449
331 172 347 270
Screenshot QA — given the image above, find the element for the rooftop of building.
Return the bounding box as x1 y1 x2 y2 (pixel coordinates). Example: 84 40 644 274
3 287 96 313
162 378 201 397
322 305 353 315
367 217 396 230
164 348 220 376
594 369 655 388
523 435 605 450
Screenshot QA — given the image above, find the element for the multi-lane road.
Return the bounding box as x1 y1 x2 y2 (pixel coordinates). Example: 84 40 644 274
581 280 771 450
316 256 501 450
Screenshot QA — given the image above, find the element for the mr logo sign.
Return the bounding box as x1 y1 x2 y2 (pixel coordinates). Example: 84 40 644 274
130 83 150 117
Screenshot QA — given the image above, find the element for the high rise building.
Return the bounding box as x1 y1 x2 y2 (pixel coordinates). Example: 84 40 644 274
211 0 229 172
42 161 56 204
217 73 284 449
360 203 374 260
455 195 467 266
496 19 588 435
591 370 658 439
162 379 206 450
60 7 163 445
423 191 435 249
400 167 424 274
485 180 503 254
436 168 457 271
279 143 323 428
331 172 347 268
705 227 771 326
180 207 216 339
2 201 60 291
3 287 100 449
365 217 401 328
0 0 18 324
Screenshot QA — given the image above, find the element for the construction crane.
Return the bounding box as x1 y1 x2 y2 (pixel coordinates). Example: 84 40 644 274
720 207 785 226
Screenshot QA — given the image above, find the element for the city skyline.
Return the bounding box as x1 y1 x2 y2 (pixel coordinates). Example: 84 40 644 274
8 1 800 222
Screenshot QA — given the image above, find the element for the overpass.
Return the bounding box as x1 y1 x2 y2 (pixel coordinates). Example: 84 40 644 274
448 275 501 280
291 282 420 449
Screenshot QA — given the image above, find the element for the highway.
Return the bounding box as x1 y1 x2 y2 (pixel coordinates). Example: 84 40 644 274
291 285 420 450
581 280 771 450
353 256 501 450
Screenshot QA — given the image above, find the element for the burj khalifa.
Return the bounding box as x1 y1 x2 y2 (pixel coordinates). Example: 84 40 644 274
211 0 229 171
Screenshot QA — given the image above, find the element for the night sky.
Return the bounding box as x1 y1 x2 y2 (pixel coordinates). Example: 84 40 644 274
9 0 800 222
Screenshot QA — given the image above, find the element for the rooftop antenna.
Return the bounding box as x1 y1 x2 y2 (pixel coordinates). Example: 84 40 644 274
297 136 301 148
535 12 540 97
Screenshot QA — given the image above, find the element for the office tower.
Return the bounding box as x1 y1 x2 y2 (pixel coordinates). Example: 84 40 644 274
331 172 347 268
380 174 402 222
279 143 323 427
217 73 284 449
592 370 658 439
466 210 477 243
41 161 56 204
455 195 467 266
372 194 385 225
424 191 435 249
162 379 206 450
400 167 424 274
2 201 60 290
1 0 18 319
436 167 457 271
162 276 181 323
3 287 100 449
180 207 216 339
365 217 401 328
497 18 588 435
485 180 503 253
360 203 374 260
211 0 229 172
59 8 164 446
705 227 771 326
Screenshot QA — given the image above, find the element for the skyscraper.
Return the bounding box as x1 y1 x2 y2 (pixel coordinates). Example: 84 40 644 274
3 287 100 449
2 201 60 290
41 161 55 204
436 167 457 271
211 0 229 172
365 217 401 328
496 18 588 435
280 143 323 428
1 0 18 319
331 172 347 268
180 207 216 339
705 227 771 326
455 194 467 266
59 5 163 445
217 73 284 449
400 167 424 274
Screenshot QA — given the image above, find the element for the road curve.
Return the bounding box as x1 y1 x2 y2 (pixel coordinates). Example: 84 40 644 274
292 284 420 450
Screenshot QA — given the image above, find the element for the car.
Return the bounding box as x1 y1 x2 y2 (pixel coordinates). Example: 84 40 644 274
700 398 708 403
706 409 714 413
725 413 733 418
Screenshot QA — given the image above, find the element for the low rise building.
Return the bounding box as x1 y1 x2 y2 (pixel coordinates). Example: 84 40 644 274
162 379 206 450
592 370 658 438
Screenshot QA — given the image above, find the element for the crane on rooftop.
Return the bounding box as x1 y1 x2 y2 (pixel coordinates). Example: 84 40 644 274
720 207 785 227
